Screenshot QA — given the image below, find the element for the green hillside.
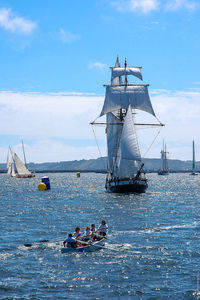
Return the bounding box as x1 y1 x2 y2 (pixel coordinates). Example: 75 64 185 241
0 157 199 172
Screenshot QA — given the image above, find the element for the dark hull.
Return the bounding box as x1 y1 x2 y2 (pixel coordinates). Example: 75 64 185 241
106 180 148 193
158 171 169 175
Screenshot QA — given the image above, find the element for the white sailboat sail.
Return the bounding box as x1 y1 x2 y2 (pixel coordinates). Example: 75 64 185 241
111 66 143 81
116 106 141 178
11 164 16 177
120 106 141 161
106 112 122 174
100 85 155 117
7 163 11 175
10 148 32 176
6 151 10 168
6 151 11 174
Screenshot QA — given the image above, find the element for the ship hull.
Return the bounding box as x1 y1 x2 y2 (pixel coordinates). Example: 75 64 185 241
190 172 198 176
11 174 35 178
106 179 148 193
158 171 169 175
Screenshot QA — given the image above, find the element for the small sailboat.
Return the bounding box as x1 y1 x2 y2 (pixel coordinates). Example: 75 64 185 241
9 141 35 178
158 140 169 175
91 57 164 193
190 140 198 175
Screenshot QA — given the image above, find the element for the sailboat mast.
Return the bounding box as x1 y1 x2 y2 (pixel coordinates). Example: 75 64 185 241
21 139 27 167
164 142 167 170
192 140 195 171
124 58 128 85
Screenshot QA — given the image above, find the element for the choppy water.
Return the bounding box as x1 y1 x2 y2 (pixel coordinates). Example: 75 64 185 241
1 172 200 299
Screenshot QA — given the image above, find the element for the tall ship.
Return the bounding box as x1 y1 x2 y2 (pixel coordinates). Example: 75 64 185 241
158 140 169 175
9 140 35 178
91 57 164 193
190 140 198 175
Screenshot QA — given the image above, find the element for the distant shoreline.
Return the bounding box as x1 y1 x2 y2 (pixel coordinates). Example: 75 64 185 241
0 170 198 174
1 156 198 174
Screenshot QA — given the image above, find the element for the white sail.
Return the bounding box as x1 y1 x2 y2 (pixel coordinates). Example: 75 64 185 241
10 148 32 176
111 67 143 81
120 106 141 161
116 106 141 178
106 112 122 173
11 164 16 177
100 85 155 117
7 163 11 175
6 151 10 168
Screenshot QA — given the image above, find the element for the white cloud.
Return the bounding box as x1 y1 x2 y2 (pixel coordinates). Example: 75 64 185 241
0 89 200 162
111 0 199 13
0 91 106 162
59 28 80 43
89 62 107 70
139 89 200 160
0 8 37 34
112 0 160 14
165 0 197 11
8 139 106 163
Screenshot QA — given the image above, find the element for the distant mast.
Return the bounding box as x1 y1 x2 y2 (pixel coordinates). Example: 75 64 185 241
190 140 198 175
192 140 195 171
158 140 169 175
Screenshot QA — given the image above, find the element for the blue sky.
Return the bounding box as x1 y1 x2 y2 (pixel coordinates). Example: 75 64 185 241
0 0 200 163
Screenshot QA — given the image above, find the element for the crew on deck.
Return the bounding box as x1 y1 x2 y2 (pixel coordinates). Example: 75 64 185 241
98 220 108 237
63 233 77 248
63 220 108 247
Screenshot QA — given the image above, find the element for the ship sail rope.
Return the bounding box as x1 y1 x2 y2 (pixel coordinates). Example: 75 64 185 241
142 129 161 158
91 126 103 158
91 112 163 159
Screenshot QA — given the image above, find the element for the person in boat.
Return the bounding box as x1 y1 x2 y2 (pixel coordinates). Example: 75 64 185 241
73 226 81 240
82 226 92 242
91 224 97 240
63 233 77 248
98 220 108 237
73 226 82 246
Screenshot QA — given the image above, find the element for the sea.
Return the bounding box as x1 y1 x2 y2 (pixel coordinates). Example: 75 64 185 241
0 172 200 299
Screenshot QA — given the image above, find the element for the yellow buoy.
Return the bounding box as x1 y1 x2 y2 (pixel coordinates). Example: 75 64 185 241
76 172 80 178
38 183 47 191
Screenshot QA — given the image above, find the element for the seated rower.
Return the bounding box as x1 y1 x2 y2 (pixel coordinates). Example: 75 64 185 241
63 233 77 248
73 226 81 240
98 220 108 238
73 226 82 246
91 224 97 240
82 226 92 242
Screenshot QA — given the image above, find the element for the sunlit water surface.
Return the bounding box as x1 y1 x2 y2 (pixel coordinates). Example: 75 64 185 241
1 173 200 299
